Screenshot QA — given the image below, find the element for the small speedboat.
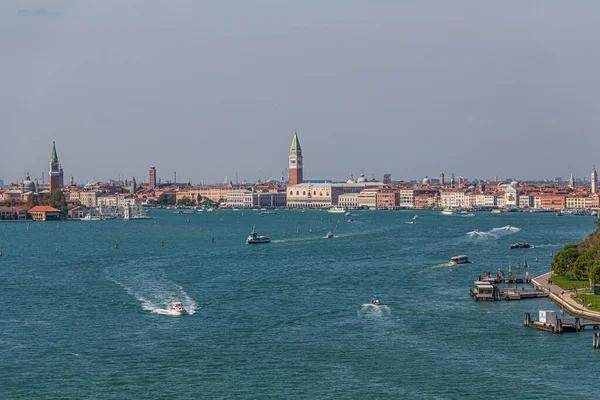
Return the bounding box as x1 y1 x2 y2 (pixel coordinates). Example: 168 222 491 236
510 242 531 249
369 295 381 306
345 212 352 217
412 215 419 220
169 302 187 316
246 226 271 244
325 231 334 239
466 213 475 217
347 219 353 222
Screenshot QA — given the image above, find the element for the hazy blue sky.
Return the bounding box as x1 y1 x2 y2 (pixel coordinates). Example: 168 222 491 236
2 1 600 185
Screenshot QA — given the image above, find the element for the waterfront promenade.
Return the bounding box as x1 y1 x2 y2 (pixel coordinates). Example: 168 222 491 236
532 272 600 321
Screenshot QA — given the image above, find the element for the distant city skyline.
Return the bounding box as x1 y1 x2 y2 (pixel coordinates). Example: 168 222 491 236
2 1 600 183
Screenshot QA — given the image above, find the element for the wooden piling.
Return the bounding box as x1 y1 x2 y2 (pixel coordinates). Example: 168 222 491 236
524 312 531 327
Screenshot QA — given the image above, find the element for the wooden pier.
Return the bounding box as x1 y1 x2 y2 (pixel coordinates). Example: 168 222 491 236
524 312 600 334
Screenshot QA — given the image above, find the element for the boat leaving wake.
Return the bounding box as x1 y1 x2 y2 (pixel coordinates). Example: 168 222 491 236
467 225 520 239
105 267 198 316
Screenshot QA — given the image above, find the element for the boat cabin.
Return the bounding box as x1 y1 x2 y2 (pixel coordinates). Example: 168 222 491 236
370 295 381 305
450 255 468 265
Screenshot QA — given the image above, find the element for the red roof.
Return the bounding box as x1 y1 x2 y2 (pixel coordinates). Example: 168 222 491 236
29 206 61 213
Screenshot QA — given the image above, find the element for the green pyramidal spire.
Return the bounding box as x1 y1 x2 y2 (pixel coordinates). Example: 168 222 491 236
51 141 58 163
290 131 301 151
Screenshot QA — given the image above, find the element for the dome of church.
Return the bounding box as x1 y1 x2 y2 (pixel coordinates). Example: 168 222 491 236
510 181 519 187
422 176 430 185
22 174 35 192
357 173 367 183
346 174 356 184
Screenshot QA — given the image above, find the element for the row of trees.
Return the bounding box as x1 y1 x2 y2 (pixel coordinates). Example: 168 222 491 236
27 190 69 217
552 221 600 283
150 194 218 207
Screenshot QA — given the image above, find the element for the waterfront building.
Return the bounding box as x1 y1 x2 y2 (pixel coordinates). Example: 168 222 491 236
0 206 28 220
376 190 399 209
504 184 520 208
540 195 566 210
440 190 466 209
29 205 61 221
68 206 89 220
286 181 384 209
149 166 157 190
357 188 380 209
49 142 63 192
565 196 594 209
287 183 338 209
399 189 415 208
289 131 303 186
518 195 534 209
592 166 597 194
338 193 359 209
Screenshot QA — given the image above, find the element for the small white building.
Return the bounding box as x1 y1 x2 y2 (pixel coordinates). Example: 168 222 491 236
538 310 557 324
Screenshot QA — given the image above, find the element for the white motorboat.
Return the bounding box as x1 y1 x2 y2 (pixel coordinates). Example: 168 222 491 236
80 214 102 221
368 295 381 306
246 226 271 244
406 221 416 224
412 215 419 220
325 231 334 239
328 207 346 213
169 302 187 316
345 212 352 217
441 209 455 215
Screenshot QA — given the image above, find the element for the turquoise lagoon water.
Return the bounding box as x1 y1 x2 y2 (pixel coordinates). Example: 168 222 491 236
1 210 598 399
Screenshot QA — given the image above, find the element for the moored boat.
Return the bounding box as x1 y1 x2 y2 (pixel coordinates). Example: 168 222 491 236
328 206 346 213
441 209 455 215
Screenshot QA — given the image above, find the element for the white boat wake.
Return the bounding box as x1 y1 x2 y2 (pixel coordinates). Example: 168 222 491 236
105 267 198 316
467 225 521 239
432 262 455 269
358 304 391 316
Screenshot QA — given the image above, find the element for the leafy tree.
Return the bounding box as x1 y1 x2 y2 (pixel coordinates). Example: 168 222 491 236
26 194 40 208
572 249 597 278
157 193 175 206
591 261 600 284
177 197 196 206
551 244 580 275
197 194 202 203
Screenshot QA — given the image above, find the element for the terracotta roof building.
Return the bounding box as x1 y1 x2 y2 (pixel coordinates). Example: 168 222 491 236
29 206 62 221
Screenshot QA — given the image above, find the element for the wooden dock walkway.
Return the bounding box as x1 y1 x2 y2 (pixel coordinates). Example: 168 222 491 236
524 312 600 334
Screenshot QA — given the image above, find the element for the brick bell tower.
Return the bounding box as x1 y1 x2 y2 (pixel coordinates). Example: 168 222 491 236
289 131 303 186
49 141 61 192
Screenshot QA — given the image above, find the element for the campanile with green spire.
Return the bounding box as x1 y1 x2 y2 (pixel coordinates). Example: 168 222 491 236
49 141 61 192
289 131 303 186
